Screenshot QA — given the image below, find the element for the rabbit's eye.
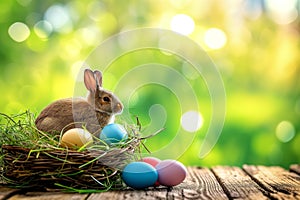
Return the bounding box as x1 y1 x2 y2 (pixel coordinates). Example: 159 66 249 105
103 96 110 102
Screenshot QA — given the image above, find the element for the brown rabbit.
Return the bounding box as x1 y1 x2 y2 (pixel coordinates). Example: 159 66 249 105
35 69 123 136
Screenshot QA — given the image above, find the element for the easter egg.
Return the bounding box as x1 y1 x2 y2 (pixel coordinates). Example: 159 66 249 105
122 162 158 189
100 123 128 145
142 157 161 186
60 128 93 148
142 157 161 167
156 160 187 187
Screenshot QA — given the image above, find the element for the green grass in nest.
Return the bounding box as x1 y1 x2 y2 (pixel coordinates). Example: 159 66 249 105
0 111 58 150
0 110 140 149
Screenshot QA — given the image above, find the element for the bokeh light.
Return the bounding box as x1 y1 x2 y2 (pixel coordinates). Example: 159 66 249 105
76 26 102 46
265 0 298 24
44 4 73 33
204 28 227 49
33 20 53 39
170 14 195 35
87 1 106 21
8 22 30 42
276 121 295 143
181 111 204 132
1 0 299 168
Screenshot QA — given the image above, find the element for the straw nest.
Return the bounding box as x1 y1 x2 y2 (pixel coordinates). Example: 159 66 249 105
0 111 151 192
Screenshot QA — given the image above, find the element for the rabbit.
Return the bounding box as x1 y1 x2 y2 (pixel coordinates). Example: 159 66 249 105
35 68 123 136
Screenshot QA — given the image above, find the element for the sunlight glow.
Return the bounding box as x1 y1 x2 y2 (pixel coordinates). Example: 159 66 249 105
181 111 203 132
8 22 30 42
204 28 227 50
170 14 195 35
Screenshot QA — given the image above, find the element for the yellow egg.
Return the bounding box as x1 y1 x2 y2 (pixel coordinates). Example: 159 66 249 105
60 128 93 148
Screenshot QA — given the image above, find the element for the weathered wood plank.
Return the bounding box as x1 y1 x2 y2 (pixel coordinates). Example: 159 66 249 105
243 165 300 200
88 182 183 199
88 189 168 200
3 166 300 199
8 192 89 200
290 164 300 175
211 166 269 200
89 167 230 200
0 187 20 200
181 167 228 200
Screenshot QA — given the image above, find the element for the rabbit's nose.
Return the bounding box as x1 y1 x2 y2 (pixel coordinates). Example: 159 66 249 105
117 103 123 111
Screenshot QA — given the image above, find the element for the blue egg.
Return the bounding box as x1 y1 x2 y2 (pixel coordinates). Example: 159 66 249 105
122 162 158 189
100 124 128 145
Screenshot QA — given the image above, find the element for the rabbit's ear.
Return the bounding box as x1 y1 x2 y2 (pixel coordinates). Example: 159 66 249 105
93 70 103 88
84 69 97 93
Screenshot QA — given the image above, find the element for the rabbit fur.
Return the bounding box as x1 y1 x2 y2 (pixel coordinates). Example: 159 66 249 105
35 69 123 136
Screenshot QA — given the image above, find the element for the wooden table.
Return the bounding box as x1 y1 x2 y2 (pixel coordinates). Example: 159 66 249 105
1 164 299 200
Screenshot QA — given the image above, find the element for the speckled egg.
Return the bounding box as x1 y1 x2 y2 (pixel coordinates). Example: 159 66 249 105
100 123 128 145
122 162 158 189
156 160 187 187
60 128 93 148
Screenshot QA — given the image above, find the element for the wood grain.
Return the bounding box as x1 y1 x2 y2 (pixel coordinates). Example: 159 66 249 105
182 167 228 200
8 192 88 200
0 187 20 200
211 166 268 200
1 165 300 200
290 164 300 175
243 165 300 200
88 189 168 200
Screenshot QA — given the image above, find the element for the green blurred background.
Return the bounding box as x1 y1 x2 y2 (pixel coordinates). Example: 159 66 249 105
0 0 299 168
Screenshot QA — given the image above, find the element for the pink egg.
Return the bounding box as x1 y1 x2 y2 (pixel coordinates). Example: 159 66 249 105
142 157 161 186
142 157 161 167
156 160 187 187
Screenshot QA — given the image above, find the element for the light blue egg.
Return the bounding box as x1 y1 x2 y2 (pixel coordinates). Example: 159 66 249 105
122 162 158 189
100 123 128 145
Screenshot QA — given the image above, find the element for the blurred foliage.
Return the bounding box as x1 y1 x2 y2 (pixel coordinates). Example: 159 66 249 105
0 0 299 168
